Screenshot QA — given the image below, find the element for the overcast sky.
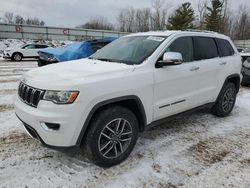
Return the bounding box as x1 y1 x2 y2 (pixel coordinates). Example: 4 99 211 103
0 0 249 27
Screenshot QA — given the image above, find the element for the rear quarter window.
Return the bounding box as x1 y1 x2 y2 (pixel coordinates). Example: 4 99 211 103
193 37 218 61
216 38 235 57
35 45 48 49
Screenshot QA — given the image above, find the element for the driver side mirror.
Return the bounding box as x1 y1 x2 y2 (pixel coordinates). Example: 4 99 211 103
156 52 183 68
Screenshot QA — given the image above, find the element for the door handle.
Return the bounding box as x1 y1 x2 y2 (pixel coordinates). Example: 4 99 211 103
220 62 227 65
190 66 200 71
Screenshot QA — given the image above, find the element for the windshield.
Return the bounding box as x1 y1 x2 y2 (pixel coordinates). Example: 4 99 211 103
20 44 28 49
90 36 166 65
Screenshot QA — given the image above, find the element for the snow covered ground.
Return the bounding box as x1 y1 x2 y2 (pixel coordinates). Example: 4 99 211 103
0 59 250 188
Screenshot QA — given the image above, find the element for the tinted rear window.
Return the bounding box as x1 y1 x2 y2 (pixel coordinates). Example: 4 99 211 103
193 37 218 60
91 42 109 53
35 45 48 49
216 39 235 57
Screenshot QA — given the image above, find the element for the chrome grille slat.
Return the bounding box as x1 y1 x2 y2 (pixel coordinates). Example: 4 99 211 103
18 82 44 108
24 86 29 101
30 89 36 105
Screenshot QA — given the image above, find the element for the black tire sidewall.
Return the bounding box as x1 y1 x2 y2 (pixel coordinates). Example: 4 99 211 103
13 53 22 61
86 106 139 167
212 82 237 117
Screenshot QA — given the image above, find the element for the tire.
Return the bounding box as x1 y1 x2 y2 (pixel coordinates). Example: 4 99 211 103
211 82 237 117
241 82 249 87
37 59 45 67
84 105 139 167
12 53 23 61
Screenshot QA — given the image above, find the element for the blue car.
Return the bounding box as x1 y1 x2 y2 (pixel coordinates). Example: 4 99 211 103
37 38 116 66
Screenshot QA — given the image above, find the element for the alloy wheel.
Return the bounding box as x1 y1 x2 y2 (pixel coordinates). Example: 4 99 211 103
222 88 235 112
14 54 21 61
98 118 132 159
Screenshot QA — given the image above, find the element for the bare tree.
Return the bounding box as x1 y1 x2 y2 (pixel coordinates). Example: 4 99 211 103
234 5 250 40
4 12 14 24
151 0 168 30
117 7 135 32
135 8 151 32
198 0 208 29
78 17 114 30
116 0 169 32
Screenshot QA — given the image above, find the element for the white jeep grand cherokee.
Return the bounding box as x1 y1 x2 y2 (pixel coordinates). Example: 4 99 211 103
15 31 242 167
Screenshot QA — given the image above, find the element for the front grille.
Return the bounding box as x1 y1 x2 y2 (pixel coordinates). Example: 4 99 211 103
18 82 45 108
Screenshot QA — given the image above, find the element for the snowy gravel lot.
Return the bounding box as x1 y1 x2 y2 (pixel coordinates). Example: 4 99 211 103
0 59 250 188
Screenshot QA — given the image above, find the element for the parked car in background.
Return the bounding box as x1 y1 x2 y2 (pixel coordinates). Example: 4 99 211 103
237 47 245 53
241 58 250 86
3 44 49 61
240 48 250 62
37 38 116 67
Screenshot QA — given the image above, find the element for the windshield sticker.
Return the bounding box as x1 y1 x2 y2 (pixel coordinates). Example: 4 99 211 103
146 36 165 42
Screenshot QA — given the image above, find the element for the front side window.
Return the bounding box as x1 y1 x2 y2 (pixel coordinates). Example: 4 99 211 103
24 44 35 49
165 36 194 62
90 36 166 65
216 38 235 57
193 37 218 60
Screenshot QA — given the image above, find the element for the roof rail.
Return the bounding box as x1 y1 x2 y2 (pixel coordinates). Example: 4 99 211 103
182 29 219 34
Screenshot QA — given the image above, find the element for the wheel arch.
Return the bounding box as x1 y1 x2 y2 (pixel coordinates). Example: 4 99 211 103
224 74 241 93
12 52 23 60
216 73 241 102
76 95 147 146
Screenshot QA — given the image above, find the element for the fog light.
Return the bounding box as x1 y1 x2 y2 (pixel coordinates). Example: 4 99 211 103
41 122 60 131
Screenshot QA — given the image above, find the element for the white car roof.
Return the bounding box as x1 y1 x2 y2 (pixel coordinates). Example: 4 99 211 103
126 30 230 40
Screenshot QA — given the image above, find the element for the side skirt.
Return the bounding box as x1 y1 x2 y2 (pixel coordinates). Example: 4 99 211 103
145 102 215 131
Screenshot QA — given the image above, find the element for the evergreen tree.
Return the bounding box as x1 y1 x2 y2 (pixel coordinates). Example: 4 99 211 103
205 0 223 32
167 2 195 30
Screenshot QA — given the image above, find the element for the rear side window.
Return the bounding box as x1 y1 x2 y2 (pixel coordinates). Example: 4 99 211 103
35 45 48 49
24 44 35 49
216 39 235 57
91 42 109 53
193 37 218 60
165 36 194 62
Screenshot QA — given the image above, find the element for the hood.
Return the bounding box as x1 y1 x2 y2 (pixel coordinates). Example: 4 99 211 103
5 47 20 51
23 58 134 89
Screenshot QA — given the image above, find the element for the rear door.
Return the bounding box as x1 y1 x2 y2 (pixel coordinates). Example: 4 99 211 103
215 38 239 90
153 36 221 121
191 36 222 104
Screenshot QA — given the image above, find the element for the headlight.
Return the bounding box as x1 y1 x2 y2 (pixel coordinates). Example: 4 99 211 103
48 56 57 62
43 91 79 104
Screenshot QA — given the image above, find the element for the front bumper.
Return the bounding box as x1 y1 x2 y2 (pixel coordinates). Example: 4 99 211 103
3 51 11 59
15 95 88 147
37 58 58 67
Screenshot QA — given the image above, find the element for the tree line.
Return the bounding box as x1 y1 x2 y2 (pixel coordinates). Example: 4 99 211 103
1 0 250 40
81 0 250 40
1 12 45 26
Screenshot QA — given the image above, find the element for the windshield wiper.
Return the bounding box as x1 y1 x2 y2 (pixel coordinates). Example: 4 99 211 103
96 58 114 62
90 57 134 65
